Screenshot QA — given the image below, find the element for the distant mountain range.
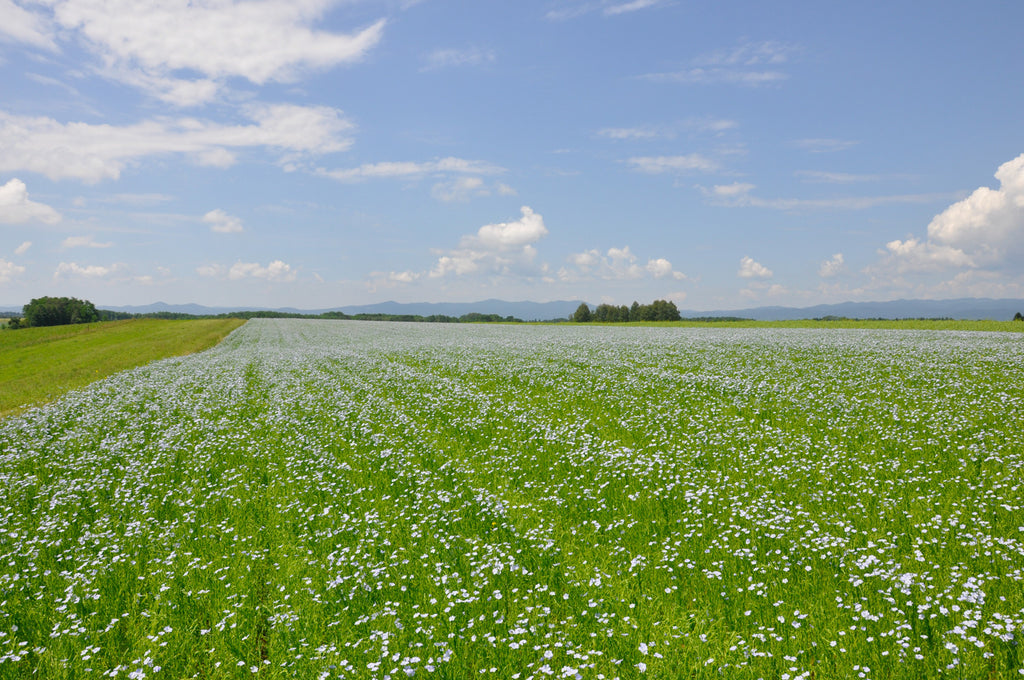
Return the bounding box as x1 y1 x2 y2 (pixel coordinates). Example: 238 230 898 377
3 297 1024 321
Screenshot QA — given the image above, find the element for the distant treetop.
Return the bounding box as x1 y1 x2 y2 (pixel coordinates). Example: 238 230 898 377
22 296 100 328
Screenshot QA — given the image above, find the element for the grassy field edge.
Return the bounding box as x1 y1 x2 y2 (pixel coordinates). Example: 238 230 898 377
0 318 246 418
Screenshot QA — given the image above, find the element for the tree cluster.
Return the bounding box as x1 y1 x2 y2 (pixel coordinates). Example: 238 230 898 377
573 300 681 323
21 296 99 328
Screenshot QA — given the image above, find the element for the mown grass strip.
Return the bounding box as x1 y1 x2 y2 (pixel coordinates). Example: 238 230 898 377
0 318 246 417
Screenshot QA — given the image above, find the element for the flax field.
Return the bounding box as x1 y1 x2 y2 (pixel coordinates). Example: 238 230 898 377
1 319 1022 679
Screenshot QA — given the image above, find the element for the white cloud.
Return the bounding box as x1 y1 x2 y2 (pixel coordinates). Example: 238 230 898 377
874 153 1024 275
470 206 548 250
925 153 1024 262
818 253 845 278
14 240 31 255
546 0 667 20
54 261 125 279
431 177 486 203
388 206 549 281
196 263 223 278
0 178 61 224
599 119 736 142
388 270 420 283
598 126 666 141
422 47 495 71
0 258 25 283
796 170 883 183
879 237 974 273
626 154 719 174
0 104 354 183
320 157 503 182
646 257 686 280
61 234 112 248
38 0 385 105
738 256 772 279
228 260 297 282
561 246 686 281
642 41 798 86
203 209 244 233
604 0 667 15
0 0 57 51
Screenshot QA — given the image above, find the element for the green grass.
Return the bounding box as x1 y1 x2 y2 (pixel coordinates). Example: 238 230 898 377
0 318 245 417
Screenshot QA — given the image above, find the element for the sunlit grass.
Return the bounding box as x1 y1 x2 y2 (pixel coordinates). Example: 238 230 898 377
0 320 1021 679
0 318 245 417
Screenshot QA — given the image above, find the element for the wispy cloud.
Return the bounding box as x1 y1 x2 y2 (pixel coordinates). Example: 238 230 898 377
20 0 385 105
62 235 113 249
421 47 495 71
704 182 954 210
795 138 859 153
545 0 669 20
0 0 57 51
626 154 719 174
319 157 504 182
796 170 883 183
642 41 799 86
0 105 354 183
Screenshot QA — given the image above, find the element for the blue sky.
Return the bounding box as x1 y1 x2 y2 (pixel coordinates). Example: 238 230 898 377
1 0 1023 311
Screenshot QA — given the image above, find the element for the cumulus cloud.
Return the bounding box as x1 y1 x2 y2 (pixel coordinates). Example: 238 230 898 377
818 253 845 278
14 240 31 255
203 209 244 233
0 258 25 283
62 234 112 248
380 207 548 283
54 261 125 279
0 178 61 224
228 260 297 282
561 246 686 281
0 104 354 183
642 41 798 86
29 0 385 105
876 153 1024 274
738 256 772 279
626 154 719 174
925 153 1024 262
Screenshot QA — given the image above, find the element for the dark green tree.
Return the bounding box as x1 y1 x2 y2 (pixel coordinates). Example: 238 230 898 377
572 303 592 322
22 296 100 327
1015 312 1023 321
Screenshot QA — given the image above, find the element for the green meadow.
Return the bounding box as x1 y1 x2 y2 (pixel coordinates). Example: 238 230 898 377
0 318 245 417
0 319 1022 679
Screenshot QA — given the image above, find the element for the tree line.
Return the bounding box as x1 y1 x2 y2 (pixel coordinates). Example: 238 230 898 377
572 300 682 322
4 297 528 329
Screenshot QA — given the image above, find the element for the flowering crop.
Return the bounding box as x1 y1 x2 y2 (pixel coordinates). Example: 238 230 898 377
0 319 1022 679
